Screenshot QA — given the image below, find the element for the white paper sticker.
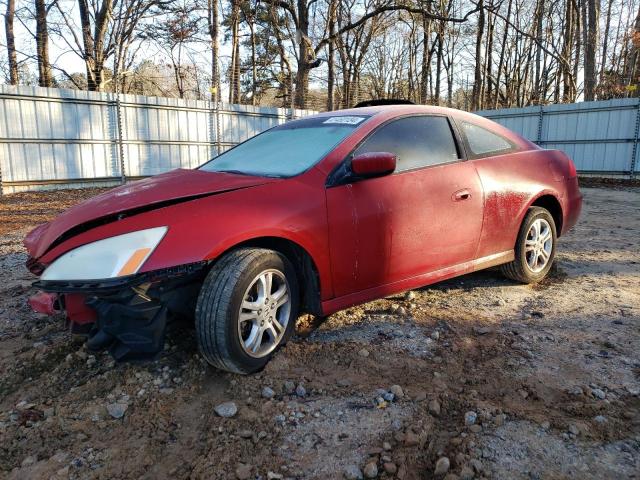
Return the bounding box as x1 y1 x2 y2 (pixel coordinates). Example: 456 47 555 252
323 116 365 125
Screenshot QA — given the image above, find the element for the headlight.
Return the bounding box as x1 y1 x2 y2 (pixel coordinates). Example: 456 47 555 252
41 227 167 281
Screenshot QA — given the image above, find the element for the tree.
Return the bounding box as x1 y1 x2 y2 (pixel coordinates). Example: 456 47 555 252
4 0 18 84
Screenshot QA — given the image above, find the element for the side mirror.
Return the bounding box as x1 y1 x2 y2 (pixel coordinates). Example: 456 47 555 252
351 152 396 178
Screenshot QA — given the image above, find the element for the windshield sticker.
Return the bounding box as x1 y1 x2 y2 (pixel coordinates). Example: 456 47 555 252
323 116 365 125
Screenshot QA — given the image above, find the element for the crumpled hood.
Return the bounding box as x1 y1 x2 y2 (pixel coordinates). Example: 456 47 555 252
24 168 276 260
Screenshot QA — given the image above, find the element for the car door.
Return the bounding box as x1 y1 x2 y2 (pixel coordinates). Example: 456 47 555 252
326 115 484 298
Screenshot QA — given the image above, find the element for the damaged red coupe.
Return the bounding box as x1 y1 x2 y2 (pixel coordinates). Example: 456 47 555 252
25 104 582 373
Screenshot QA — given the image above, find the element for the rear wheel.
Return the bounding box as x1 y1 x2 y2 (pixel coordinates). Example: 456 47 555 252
195 248 299 374
501 207 557 284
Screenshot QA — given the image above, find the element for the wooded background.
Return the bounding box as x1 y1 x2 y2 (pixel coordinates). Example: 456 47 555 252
1 0 639 111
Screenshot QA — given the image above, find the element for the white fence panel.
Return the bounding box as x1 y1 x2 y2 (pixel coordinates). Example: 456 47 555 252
477 98 640 177
0 85 315 193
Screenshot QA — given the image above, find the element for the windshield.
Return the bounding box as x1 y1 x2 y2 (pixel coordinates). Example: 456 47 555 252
199 115 370 177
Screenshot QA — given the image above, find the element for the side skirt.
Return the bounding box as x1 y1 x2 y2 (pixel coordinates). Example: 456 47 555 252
320 250 514 316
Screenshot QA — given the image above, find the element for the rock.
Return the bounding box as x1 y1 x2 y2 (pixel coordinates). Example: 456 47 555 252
405 291 417 301
540 421 550 430
494 414 506 426
16 401 36 411
469 424 482 433
459 466 474 480
295 384 307 397
363 462 378 479
397 306 407 315
358 348 370 358
284 380 296 394
106 402 128 419
413 390 427 402
21 456 37 467
262 386 275 399
404 431 419 446
473 326 492 335
464 411 477 426
594 415 607 424
591 388 606 400
267 472 283 480
469 459 483 473
235 463 252 480
383 441 392 451
389 385 404 398
344 465 364 480
431 331 440 340
428 399 441 416
238 429 253 439
274 414 286 424
434 457 450 476
382 392 395 402
568 424 580 435
383 462 397 475
337 379 352 387
214 402 238 418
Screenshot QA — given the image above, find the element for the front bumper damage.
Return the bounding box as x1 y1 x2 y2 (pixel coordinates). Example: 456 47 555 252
29 263 208 361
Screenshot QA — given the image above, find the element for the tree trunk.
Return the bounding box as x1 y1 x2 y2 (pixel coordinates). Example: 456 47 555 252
494 0 512 108
229 0 241 104
35 0 53 87
420 2 432 104
533 0 545 103
4 0 18 84
208 0 220 101
294 0 310 109
599 0 612 83
583 0 598 100
472 0 485 110
327 0 337 110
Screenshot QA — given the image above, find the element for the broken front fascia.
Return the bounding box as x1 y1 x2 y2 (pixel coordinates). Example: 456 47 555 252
32 262 208 361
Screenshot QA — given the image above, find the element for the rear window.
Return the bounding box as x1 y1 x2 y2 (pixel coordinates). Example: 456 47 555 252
462 122 513 156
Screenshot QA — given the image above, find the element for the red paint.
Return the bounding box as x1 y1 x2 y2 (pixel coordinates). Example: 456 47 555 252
351 152 397 176
25 105 582 319
28 291 58 315
65 294 97 324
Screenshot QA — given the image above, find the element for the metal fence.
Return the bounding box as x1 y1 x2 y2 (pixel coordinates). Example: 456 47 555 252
0 85 316 194
1 87 638 194
477 98 640 178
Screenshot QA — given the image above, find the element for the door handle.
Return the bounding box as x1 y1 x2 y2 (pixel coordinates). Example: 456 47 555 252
452 189 471 201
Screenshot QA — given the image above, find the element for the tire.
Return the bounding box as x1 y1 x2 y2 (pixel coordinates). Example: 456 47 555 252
195 248 299 374
501 206 557 284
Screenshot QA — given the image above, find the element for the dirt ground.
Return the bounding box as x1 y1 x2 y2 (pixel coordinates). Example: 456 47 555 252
0 185 638 480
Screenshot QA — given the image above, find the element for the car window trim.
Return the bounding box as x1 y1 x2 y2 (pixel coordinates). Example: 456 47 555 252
326 113 466 187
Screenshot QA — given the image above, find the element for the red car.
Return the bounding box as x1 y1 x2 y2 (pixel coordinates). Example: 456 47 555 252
25 104 582 373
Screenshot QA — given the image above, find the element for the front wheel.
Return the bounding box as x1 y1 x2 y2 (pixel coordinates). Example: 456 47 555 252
195 248 299 374
501 207 557 284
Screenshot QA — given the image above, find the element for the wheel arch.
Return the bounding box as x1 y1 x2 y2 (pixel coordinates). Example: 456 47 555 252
529 194 563 236
211 236 323 316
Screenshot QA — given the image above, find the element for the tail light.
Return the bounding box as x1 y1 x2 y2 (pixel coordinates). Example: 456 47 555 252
567 159 578 179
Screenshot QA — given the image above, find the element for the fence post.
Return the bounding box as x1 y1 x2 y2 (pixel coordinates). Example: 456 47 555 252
115 94 126 184
631 98 640 179
536 104 544 145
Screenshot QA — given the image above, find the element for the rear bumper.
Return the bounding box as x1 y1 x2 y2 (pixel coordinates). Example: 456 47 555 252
561 178 582 235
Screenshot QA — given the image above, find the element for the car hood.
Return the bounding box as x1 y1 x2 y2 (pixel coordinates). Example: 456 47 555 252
24 168 277 260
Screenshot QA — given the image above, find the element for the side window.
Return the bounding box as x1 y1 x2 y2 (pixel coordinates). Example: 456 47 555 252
462 122 513 156
353 116 460 172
